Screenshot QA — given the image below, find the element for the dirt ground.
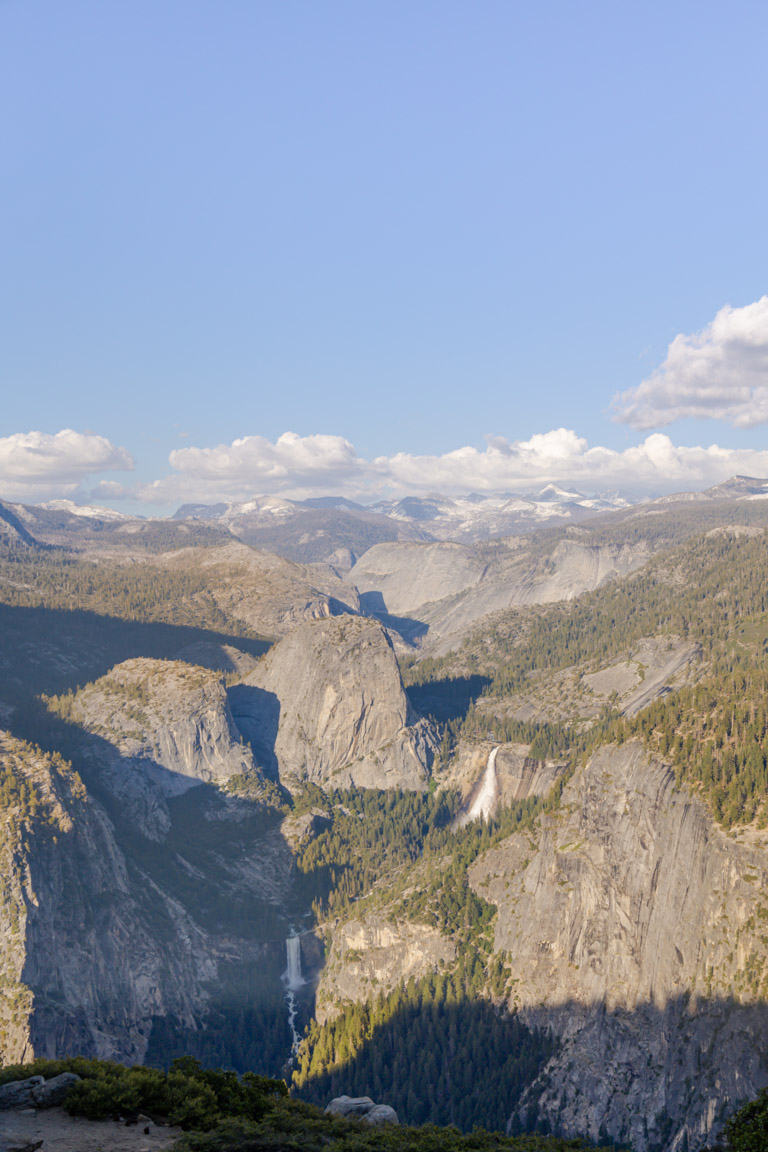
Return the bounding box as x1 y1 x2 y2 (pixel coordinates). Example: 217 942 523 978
0 1106 182 1151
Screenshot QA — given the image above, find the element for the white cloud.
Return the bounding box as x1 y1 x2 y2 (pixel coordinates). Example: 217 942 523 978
0 429 134 503
170 431 360 483
379 432 768 496
141 432 366 504
89 480 132 500
138 427 768 506
613 296 768 429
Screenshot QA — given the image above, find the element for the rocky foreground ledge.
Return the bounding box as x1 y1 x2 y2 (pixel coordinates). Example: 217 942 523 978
0 1073 179 1152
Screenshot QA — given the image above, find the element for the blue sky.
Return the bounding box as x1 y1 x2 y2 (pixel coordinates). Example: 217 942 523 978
2 1 768 512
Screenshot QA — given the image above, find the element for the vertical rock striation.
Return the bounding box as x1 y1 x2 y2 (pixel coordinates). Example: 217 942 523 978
469 741 768 1151
232 616 438 791
0 731 216 1065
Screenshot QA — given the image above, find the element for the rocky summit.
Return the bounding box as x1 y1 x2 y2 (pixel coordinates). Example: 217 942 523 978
231 615 438 790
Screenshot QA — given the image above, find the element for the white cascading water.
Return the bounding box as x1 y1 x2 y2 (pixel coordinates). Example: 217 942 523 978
283 933 305 1057
459 746 499 826
285 935 304 991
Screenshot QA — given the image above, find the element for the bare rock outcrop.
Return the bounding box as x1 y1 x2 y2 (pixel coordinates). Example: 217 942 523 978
325 1095 399 1125
445 741 567 822
469 741 768 1151
0 1072 80 1110
67 659 254 788
347 538 650 644
57 658 261 838
494 744 565 805
316 914 456 1023
232 617 437 791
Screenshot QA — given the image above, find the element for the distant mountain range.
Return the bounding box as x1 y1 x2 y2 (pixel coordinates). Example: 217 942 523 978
167 486 633 566
1 475 768 569
169 476 768 565
4 473 768 1148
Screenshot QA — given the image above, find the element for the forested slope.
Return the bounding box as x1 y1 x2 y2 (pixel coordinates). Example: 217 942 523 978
3 510 768 1148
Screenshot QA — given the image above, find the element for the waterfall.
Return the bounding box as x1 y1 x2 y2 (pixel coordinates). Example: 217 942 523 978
284 935 305 992
282 933 305 1058
459 746 498 826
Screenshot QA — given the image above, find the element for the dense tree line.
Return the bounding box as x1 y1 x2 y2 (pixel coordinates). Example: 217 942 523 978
620 661 768 826
293 787 459 919
406 530 768 828
293 783 564 927
481 532 768 696
294 972 556 1133
146 961 292 1078
0 539 265 638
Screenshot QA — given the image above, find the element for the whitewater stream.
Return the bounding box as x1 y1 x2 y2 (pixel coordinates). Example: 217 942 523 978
282 933 305 1057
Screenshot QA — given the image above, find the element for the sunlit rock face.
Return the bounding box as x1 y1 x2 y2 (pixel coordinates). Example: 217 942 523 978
470 741 768 1152
346 538 651 644
234 616 438 792
315 915 456 1024
59 658 262 840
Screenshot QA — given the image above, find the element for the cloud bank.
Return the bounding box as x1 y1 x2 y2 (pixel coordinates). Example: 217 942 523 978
4 426 768 512
138 427 768 505
613 297 768 429
0 430 134 503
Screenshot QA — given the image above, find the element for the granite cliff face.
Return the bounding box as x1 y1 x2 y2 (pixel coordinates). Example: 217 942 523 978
347 538 650 643
231 616 438 791
316 915 456 1024
442 741 567 821
0 651 303 1066
469 741 768 1151
0 627 438 1070
56 658 261 839
0 731 218 1066
303 739 768 1149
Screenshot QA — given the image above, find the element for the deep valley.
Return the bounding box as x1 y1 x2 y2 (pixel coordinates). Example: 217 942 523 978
3 480 768 1150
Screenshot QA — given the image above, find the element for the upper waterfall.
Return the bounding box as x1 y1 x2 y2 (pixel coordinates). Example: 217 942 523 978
459 746 499 826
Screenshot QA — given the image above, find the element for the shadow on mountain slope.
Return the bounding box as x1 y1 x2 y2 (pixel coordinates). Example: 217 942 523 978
7 702 307 1069
294 986 768 1151
357 590 429 645
0 602 269 705
227 684 281 780
406 674 492 723
295 988 555 1135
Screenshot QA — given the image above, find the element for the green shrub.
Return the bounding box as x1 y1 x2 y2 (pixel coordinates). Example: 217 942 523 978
0 1056 286 1131
724 1087 768 1152
0 1056 111 1086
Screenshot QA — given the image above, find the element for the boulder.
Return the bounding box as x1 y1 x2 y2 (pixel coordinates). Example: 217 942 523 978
0 1077 44 1111
324 1095 399 1124
325 1095 375 1118
33 1072 81 1108
0 1072 80 1111
363 1104 399 1126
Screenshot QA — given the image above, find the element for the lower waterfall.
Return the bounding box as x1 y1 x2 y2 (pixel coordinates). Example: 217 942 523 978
283 933 305 1057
